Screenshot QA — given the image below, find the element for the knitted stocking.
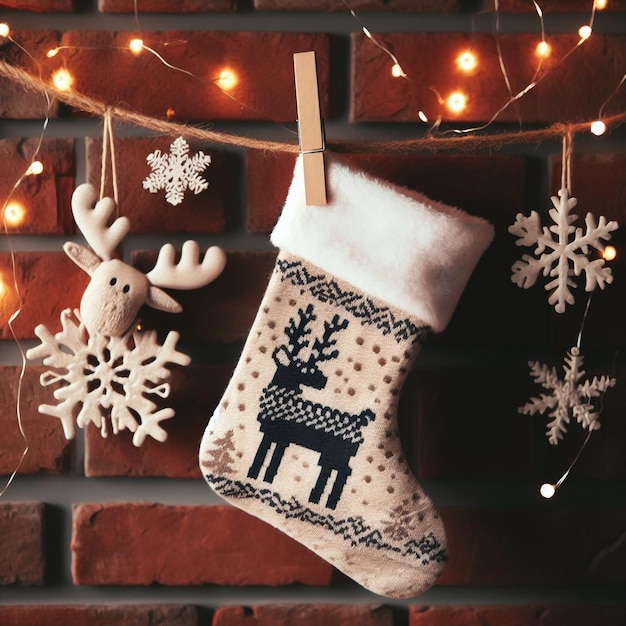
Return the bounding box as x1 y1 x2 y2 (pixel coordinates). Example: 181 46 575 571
200 155 493 598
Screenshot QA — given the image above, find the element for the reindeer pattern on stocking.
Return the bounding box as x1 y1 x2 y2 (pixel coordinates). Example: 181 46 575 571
248 303 375 510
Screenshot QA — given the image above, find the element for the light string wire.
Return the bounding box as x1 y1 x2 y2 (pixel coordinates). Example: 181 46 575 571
343 0 621 138
1 59 626 156
0 37 55 498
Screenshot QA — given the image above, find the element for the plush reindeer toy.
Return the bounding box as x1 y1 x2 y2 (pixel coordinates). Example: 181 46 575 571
27 184 226 446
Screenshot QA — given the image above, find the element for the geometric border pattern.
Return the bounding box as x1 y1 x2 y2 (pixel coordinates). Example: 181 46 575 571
206 473 448 566
277 258 430 345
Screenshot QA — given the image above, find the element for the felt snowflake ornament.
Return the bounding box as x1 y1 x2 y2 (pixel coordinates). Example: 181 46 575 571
508 188 618 312
519 346 616 445
26 183 226 446
143 136 211 206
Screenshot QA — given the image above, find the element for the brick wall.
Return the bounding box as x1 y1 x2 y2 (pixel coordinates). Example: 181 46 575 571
1 0 626 623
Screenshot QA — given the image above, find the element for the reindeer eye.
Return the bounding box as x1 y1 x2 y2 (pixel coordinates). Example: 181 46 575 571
109 277 117 286
122 284 130 294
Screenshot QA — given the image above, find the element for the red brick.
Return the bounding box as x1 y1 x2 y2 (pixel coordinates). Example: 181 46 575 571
416 365 535 479
0 0 73 11
0 366 73 475
0 138 74 235
71 503 333 586
0 252 88 341
410 606 626 626
0 30 62 119
133 249 276 343
39 31 329 122
0 605 197 626
85 365 232 478
439 508 626 585
0 502 45 585
254 0 459 10
214 604 393 626
86 137 226 234
352 33 626 123
497 0 626 11
100 0 234 11
247 151 526 232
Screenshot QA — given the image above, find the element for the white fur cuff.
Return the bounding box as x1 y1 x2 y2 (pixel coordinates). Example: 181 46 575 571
271 154 494 332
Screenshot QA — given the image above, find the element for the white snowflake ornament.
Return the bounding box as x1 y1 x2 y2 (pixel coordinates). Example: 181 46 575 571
143 136 211 206
28 309 190 447
519 346 616 445
509 188 618 312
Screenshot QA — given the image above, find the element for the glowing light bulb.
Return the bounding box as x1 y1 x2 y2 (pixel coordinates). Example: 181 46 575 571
391 63 406 78
540 483 556 499
536 40 551 58
4 202 25 226
578 25 593 40
129 38 144 55
418 110 429 123
0 23 10 38
52 68 74 91
166 108 176 120
216 68 238 91
456 50 477 73
446 91 467 114
590 120 607 136
595 0 608 9
603 245 617 261
26 160 44 176
47 48 59 58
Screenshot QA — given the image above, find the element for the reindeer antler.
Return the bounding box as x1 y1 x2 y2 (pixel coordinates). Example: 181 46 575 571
72 184 131 261
146 241 227 290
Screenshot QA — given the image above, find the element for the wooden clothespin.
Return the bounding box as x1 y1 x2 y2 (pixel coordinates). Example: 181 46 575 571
293 51 327 206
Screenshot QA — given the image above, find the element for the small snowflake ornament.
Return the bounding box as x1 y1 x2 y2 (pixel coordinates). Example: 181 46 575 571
143 136 211 206
519 346 616 445
26 183 226 446
509 188 618 312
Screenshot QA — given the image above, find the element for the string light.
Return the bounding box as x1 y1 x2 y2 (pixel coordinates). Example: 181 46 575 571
595 0 608 8
46 48 59 58
26 160 44 175
536 40 551 58
418 110 429 123
391 63 406 78
52 68 74 91
216 68 238 91
578 25 593 40
540 483 556 498
4 202 26 226
456 50 477 73
129 38 144 55
602 245 617 261
590 119 607 136
446 91 468 114
0 23 9 38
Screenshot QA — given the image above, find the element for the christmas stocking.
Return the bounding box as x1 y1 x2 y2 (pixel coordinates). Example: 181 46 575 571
200 154 493 598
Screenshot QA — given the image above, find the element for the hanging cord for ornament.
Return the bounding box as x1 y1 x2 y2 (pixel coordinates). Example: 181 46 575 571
561 130 574 195
100 108 119 208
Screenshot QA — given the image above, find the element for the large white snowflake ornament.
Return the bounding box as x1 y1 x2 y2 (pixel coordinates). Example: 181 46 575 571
27 309 191 447
519 346 616 445
143 136 211 206
508 188 618 312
